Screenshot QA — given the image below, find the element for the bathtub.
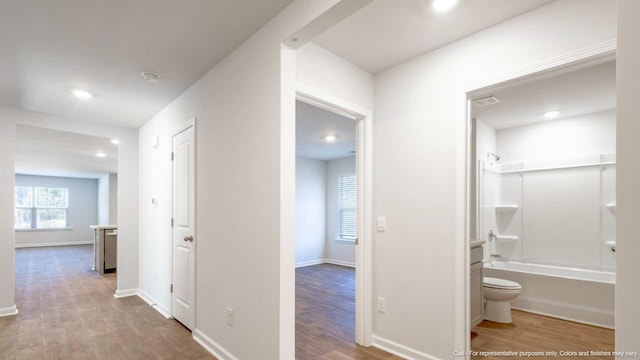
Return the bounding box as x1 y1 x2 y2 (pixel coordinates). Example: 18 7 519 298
484 260 615 328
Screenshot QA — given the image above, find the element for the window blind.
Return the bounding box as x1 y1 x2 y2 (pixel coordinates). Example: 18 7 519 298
338 175 357 240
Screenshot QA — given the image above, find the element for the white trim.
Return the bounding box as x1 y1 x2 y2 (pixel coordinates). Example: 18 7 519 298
0 305 18 317
137 288 171 318
15 241 93 248
295 259 325 268
295 258 357 268
460 39 618 359
512 298 614 329
335 237 356 244
372 335 441 360
325 258 356 268
15 227 73 232
193 329 239 360
466 39 616 94
296 84 373 346
113 288 138 298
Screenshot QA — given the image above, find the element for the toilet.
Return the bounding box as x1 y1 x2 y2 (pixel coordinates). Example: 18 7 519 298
483 277 522 323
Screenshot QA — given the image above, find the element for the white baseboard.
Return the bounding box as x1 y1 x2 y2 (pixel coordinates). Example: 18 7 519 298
15 241 93 249
295 259 325 268
325 258 356 268
193 329 239 360
113 288 138 298
512 296 614 329
137 288 171 318
0 305 18 317
372 335 441 360
295 258 356 268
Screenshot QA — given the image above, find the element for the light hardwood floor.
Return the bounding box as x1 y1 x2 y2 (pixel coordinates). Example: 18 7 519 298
1 245 214 359
296 264 401 359
2 246 400 359
472 310 615 360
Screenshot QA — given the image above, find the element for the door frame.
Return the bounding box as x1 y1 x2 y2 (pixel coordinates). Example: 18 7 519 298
460 40 616 356
296 83 374 346
170 117 198 329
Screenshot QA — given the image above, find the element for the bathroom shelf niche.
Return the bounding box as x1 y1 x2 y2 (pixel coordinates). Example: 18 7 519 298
495 235 519 241
493 205 520 212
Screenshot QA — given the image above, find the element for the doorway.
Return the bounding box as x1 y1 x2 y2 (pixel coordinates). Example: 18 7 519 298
14 125 120 311
466 56 616 354
293 89 372 357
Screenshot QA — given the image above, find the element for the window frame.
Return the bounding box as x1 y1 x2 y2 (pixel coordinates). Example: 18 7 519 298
14 186 70 230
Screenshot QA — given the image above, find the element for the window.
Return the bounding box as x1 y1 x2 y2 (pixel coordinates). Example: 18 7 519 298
14 186 68 229
338 174 357 241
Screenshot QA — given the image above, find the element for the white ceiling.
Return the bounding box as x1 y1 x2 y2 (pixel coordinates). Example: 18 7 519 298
472 60 616 130
315 0 554 73
16 126 118 179
296 101 356 161
0 0 292 128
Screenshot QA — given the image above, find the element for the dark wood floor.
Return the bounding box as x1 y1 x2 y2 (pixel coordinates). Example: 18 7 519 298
295 264 400 360
472 310 615 360
1 245 214 359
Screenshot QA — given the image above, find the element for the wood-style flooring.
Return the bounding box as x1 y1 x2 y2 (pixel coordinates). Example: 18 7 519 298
295 264 401 360
1 245 214 360
472 310 615 360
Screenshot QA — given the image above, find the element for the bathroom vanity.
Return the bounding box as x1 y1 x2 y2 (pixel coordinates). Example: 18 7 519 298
470 239 485 327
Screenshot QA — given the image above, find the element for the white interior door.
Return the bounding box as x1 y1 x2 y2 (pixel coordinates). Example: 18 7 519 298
172 125 195 329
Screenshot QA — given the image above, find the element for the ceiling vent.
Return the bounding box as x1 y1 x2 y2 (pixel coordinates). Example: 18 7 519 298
472 96 500 107
142 71 160 83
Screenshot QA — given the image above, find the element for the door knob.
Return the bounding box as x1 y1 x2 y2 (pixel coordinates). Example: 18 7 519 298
184 235 194 242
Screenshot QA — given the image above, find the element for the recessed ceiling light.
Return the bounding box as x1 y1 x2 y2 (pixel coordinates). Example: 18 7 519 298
543 111 560 119
110 139 120 145
142 71 160 83
72 89 92 100
432 0 458 12
95 152 106 158
325 135 337 142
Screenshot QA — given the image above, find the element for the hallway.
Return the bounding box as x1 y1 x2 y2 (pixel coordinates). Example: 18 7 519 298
0 245 213 359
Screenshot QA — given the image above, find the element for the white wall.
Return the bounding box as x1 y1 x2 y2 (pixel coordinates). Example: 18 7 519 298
0 105 138 311
15 175 97 247
98 173 118 225
136 2 356 359
372 0 615 358
475 119 498 250
109 174 117 224
325 156 356 266
98 174 109 225
476 119 497 165
295 157 326 265
616 0 640 352
0 124 16 316
297 42 373 111
496 110 616 163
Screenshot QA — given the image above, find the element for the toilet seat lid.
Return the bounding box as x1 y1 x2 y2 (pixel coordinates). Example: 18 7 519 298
484 277 521 289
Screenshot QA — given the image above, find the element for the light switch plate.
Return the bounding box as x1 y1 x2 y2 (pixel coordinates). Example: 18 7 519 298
377 216 386 232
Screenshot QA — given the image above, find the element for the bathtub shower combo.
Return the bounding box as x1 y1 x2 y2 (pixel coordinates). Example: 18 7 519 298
478 154 616 328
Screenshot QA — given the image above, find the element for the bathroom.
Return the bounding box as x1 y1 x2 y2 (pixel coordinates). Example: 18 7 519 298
470 59 616 351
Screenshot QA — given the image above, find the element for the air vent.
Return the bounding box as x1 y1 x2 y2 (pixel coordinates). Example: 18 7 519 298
472 96 500 107
142 71 160 83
